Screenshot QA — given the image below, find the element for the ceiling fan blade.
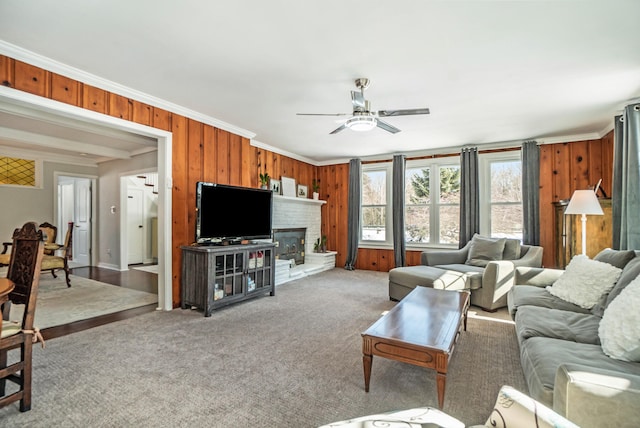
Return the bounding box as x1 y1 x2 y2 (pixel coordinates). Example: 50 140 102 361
377 108 430 117
329 124 348 135
297 113 350 116
376 119 401 134
351 90 366 110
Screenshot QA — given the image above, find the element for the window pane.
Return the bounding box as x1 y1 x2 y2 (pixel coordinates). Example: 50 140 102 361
491 205 523 240
406 205 430 243
362 206 386 241
491 161 521 202
362 170 386 205
440 166 460 203
0 156 36 186
439 205 460 244
406 167 430 204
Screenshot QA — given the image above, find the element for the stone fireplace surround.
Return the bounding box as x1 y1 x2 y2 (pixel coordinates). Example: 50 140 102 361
271 195 336 284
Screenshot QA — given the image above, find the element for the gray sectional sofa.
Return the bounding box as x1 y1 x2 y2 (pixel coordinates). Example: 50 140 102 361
508 249 640 428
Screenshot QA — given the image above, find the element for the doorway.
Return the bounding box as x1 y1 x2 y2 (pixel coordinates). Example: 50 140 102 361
55 174 96 268
1 86 173 311
123 172 159 268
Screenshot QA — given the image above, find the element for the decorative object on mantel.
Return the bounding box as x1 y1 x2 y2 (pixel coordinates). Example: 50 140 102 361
312 178 320 200
270 178 280 194
297 184 308 198
259 172 270 189
281 176 296 197
314 235 328 253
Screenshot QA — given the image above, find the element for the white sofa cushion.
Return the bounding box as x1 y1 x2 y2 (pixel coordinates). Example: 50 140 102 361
546 255 621 309
599 275 640 361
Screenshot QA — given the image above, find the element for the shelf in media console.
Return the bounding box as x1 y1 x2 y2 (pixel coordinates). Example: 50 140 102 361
273 195 326 205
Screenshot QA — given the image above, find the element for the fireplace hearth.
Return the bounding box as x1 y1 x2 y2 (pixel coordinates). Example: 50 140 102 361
273 228 306 265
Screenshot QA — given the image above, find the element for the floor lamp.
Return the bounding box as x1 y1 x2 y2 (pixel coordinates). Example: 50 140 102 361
564 189 604 255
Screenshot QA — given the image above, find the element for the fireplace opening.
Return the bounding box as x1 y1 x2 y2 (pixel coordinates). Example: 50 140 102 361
273 228 306 265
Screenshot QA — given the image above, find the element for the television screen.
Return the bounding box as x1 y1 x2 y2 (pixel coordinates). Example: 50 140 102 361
196 182 273 244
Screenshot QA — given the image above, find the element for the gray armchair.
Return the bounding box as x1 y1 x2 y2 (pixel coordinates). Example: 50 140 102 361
421 238 543 311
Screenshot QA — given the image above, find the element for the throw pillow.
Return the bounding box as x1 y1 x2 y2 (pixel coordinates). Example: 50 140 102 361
502 239 522 260
599 275 640 361
465 235 506 267
546 255 622 309
593 248 636 269
592 256 640 317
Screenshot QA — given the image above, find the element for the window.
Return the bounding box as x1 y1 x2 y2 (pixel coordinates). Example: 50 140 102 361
479 153 523 240
0 155 39 187
361 159 461 247
405 161 460 245
361 168 389 242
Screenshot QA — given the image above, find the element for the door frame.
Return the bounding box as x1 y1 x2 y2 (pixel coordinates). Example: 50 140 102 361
53 172 97 267
0 86 173 312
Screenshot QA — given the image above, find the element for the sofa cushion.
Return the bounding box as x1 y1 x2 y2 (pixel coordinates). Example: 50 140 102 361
388 265 468 291
546 255 621 309
520 337 640 406
599 275 640 362
515 306 601 346
465 234 506 267
508 285 591 319
593 248 637 269
502 239 522 260
591 256 640 317
434 263 483 290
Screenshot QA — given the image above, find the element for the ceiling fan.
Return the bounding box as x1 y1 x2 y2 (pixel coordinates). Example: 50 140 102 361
297 78 430 134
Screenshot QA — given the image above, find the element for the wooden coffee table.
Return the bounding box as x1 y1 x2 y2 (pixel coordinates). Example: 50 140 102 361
362 286 470 408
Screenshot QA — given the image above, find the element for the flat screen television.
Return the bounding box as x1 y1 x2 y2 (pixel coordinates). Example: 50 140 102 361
195 182 273 244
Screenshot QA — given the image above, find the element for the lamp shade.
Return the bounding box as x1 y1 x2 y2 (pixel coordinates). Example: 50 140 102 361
564 190 604 215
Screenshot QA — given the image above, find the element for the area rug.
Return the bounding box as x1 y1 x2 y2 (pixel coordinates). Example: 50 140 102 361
8 274 158 329
132 264 158 274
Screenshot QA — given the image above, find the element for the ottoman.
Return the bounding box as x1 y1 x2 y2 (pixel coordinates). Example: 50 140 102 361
388 265 468 301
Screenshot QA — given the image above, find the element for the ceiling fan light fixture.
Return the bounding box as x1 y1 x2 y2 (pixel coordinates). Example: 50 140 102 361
345 116 377 132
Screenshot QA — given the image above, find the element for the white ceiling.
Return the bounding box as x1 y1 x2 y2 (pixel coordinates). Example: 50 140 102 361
1 0 639 165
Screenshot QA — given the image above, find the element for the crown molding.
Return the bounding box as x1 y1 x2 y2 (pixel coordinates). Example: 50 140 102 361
0 40 256 140
250 139 318 166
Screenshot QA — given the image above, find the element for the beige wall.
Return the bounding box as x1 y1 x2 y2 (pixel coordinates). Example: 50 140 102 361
0 160 97 243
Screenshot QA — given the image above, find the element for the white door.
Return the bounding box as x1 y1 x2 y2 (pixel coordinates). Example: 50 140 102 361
127 187 145 264
73 178 92 266
57 176 92 267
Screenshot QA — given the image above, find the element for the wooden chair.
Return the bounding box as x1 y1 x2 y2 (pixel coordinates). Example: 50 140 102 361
40 222 73 287
0 221 56 267
0 221 45 412
38 222 57 256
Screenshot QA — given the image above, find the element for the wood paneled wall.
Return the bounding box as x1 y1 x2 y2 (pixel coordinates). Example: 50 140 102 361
2 54 616 289
1 55 317 306
539 134 613 267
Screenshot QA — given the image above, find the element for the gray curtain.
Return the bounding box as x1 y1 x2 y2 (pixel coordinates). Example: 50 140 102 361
612 104 640 250
392 154 406 267
612 114 624 249
345 158 361 270
521 140 540 245
459 147 479 248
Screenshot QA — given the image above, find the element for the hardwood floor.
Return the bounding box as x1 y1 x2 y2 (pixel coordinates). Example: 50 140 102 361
41 265 159 340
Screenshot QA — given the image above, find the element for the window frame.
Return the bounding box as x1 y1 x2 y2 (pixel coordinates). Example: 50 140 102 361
478 151 523 238
0 152 43 189
360 163 393 247
405 158 461 249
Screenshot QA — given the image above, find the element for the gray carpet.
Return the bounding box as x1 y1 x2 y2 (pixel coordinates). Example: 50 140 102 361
0 268 526 426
